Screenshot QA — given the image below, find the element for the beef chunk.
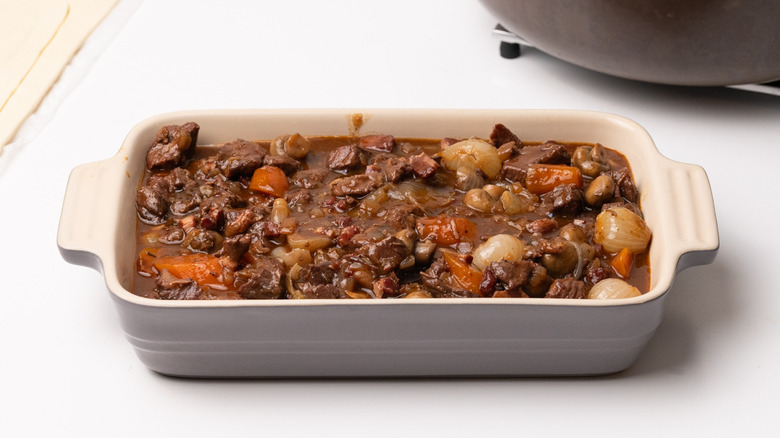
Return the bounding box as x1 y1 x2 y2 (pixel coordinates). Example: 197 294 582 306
384 204 424 229
545 278 586 299
500 141 571 182
585 265 611 286
329 172 383 197
291 168 329 189
327 144 366 171
136 175 170 224
608 167 638 202
224 208 255 237
217 139 266 179
146 122 199 170
410 152 439 178
166 170 202 216
359 134 395 152
540 183 583 216
300 284 343 299
373 273 400 298
489 123 521 148
199 192 242 230
295 263 346 299
216 234 252 270
155 269 202 300
363 236 410 273
285 188 313 208
236 257 285 299
182 228 222 253
263 154 301 175
488 260 534 297
372 155 410 183
526 218 558 235
337 225 361 247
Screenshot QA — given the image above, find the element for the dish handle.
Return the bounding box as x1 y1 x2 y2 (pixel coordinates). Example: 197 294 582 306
657 159 720 274
57 159 122 274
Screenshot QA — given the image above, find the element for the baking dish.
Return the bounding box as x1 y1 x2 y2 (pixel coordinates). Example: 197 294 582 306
57 109 719 377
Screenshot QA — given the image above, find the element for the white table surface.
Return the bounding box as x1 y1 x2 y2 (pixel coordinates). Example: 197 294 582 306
2 0 779 436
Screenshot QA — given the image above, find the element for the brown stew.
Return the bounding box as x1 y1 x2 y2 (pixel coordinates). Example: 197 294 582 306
133 122 650 300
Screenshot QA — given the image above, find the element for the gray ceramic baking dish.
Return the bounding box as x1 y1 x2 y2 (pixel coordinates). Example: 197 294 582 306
57 109 719 377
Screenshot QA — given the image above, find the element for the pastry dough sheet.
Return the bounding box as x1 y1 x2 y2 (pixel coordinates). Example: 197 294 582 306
0 0 118 150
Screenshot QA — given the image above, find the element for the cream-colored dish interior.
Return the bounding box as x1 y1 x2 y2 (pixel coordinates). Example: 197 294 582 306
91 109 717 308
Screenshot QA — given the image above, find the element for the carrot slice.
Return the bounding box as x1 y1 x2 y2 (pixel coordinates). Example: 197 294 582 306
416 216 478 245
249 165 289 197
441 250 484 296
525 164 583 195
153 253 229 288
610 247 634 278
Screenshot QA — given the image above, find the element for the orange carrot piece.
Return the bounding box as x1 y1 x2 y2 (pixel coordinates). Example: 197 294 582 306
441 250 484 296
610 247 634 278
525 164 583 195
249 165 289 197
416 216 478 245
153 253 229 288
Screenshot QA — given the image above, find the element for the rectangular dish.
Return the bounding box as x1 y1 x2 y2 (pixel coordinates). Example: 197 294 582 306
57 109 719 377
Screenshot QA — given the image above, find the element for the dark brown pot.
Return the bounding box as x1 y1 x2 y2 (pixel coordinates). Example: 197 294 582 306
480 0 780 86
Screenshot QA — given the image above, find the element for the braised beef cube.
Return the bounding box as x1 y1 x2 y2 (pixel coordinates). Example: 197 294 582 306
488 260 534 297
166 167 194 189
200 192 240 230
500 141 570 182
327 144 366 171
136 175 170 224
224 208 255 237
337 225 361 247
489 123 521 148
500 157 528 182
158 225 185 244
410 152 439 178
526 217 558 235
359 134 395 152
285 188 312 208
420 257 451 295
546 278 586 299
263 154 300 175
373 155 410 183
541 183 583 216
373 273 400 298
291 169 329 189
384 204 424 229
182 228 222 253
145 122 199 170
608 167 638 202
236 257 285 299
167 171 202 216
217 139 266 179
479 268 497 297
216 234 252 267
537 141 570 164
155 269 202 300
363 236 410 273
301 263 336 286
585 265 611 286
300 284 343 299
329 173 383 197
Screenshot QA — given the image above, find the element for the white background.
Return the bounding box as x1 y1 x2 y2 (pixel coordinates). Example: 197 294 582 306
2 0 779 436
